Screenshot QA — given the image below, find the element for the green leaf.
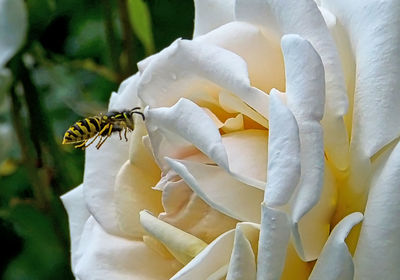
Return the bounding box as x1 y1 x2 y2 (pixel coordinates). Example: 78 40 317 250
26 0 56 37
0 166 29 204
127 0 155 55
2 204 71 280
65 18 107 59
0 0 27 67
0 123 14 162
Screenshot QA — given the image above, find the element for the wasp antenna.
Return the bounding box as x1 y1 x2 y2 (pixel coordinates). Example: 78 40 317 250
132 111 145 121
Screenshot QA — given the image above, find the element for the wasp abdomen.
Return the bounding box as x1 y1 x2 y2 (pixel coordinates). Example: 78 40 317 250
63 117 102 144
62 107 144 150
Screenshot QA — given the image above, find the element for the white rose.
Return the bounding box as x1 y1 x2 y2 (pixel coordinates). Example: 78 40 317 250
62 0 400 279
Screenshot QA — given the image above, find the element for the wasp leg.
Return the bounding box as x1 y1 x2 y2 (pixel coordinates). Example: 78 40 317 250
118 122 129 141
94 124 109 149
124 128 128 141
84 133 101 149
95 136 103 149
96 135 109 149
96 124 113 149
118 130 122 140
75 140 88 149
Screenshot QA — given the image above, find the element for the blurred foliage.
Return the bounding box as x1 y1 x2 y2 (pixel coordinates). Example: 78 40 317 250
127 0 155 55
0 0 194 279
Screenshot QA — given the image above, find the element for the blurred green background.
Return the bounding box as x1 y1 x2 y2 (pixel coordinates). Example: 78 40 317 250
0 0 193 278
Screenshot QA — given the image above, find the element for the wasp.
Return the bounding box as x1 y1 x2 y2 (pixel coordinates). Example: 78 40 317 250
62 107 145 150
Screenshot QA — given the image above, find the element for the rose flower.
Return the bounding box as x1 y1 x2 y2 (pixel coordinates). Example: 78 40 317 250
62 0 400 279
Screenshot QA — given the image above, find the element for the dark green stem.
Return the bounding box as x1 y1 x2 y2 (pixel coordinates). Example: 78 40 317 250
9 54 74 263
117 0 137 77
18 61 72 195
10 84 51 210
102 0 122 78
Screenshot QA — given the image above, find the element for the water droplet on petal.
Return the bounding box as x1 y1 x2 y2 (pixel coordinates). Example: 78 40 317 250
171 73 177 80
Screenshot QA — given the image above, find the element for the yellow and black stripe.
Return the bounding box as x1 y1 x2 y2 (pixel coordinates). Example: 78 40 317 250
62 116 102 144
62 107 145 150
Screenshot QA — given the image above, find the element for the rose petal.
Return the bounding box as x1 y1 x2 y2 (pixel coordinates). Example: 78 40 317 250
309 212 363 280
165 158 264 223
203 108 225 129
280 33 324 198
222 129 268 183
161 186 239 244
142 235 175 260
146 98 265 188
60 185 90 274
171 223 259 280
264 92 300 206
195 21 285 93
114 160 163 238
146 98 229 169
318 4 356 140
83 72 146 237
140 210 208 265
193 0 235 37
137 39 270 119
0 0 27 67
234 0 281 42
282 34 325 125
324 0 400 255
74 216 181 279
161 179 192 214
114 113 163 237
322 1 400 229
280 243 312 280
226 223 259 280
219 90 268 128
354 139 400 279
208 265 229 280
221 114 244 133
117 73 137 93
128 115 160 169
323 0 400 159
171 229 235 280
281 34 335 261
109 73 142 111
319 6 336 30
281 34 325 222
236 0 349 171
83 134 130 236
292 162 337 261
257 203 291 279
